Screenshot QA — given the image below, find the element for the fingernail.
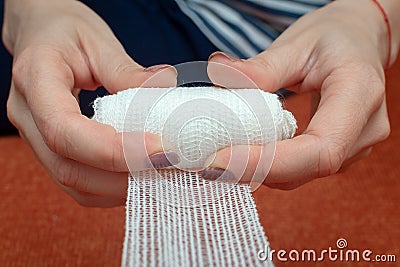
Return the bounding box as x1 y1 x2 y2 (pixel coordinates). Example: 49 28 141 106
208 51 243 62
201 167 235 182
148 151 180 168
144 64 173 73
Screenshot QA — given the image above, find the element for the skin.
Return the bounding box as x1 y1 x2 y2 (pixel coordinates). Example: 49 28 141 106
3 0 177 207
208 0 400 189
3 0 399 206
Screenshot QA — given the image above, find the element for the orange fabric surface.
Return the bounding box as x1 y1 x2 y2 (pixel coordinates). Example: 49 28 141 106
1 59 399 266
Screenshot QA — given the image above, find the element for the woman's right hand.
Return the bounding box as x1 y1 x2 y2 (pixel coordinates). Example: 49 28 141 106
2 0 177 207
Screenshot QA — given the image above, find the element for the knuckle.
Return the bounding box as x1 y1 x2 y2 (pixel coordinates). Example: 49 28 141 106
53 159 88 192
6 100 19 128
370 80 386 110
110 133 124 171
12 45 64 90
317 139 347 178
113 60 137 75
374 81 386 101
12 46 40 78
97 132 124 172
41 115 63 154
251 55 277 74
248 54 280 89
108 60 143 90
377 119 391 142
6 90 26 131
40 113 75 158
12 56 29 90
54 159 77 188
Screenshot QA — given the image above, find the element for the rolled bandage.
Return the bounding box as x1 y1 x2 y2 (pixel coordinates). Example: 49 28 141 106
92 87 297 267
93 87 297 169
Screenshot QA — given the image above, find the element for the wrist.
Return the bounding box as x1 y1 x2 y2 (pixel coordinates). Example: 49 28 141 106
3 0 42 53
373 0 400 67
332 0 399 69
2 0 75 54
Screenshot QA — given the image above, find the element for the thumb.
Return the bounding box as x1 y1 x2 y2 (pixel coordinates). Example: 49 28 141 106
202 143 275 191
207 48 308 92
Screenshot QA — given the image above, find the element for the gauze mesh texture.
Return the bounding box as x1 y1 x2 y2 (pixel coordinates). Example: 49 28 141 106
92 87 297 267
92 87 296 169
124 170 272 266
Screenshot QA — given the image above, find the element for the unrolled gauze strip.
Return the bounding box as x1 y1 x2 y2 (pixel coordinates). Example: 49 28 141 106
92 87 297 267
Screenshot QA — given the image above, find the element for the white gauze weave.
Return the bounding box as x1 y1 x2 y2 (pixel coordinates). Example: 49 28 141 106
92 87 297 266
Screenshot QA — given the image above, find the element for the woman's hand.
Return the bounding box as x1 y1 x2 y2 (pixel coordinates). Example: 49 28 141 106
3 0 177 206
208 0 399 189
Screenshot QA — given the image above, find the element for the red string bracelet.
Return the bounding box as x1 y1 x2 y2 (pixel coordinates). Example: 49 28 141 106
371 0 392 70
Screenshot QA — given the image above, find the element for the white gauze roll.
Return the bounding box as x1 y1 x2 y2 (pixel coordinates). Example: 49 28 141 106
92 87 297 267
93 87 296 169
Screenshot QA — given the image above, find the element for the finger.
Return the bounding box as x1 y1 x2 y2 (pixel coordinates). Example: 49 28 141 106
346 98 389 158
208 45 311 91
8 87 129 198
267 178 315 191
204 145 264 183
52 156 128 198
13 50 163 172
265 65 385 183
79 26 177 91
205 141 318 189
202 142 276 192
62 188 125 208
208 66 384 185
207 136 335 188
337 98 389 171
308 91 388 167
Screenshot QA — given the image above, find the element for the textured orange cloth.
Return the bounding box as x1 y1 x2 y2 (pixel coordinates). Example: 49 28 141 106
1 59 399 266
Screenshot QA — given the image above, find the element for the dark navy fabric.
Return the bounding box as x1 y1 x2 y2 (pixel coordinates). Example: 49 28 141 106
0 2 15 134
82 0 217 65
0 0 218 133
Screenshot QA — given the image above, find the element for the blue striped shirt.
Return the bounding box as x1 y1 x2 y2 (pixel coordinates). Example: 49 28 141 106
174 0 331 58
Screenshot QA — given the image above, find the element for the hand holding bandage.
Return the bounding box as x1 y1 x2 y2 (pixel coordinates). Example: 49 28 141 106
92 84 295 266
4 0 177 207
93 85 297 189
208 0 398 189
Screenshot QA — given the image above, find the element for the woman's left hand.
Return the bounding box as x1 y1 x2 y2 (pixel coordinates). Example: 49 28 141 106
207 0 398 189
